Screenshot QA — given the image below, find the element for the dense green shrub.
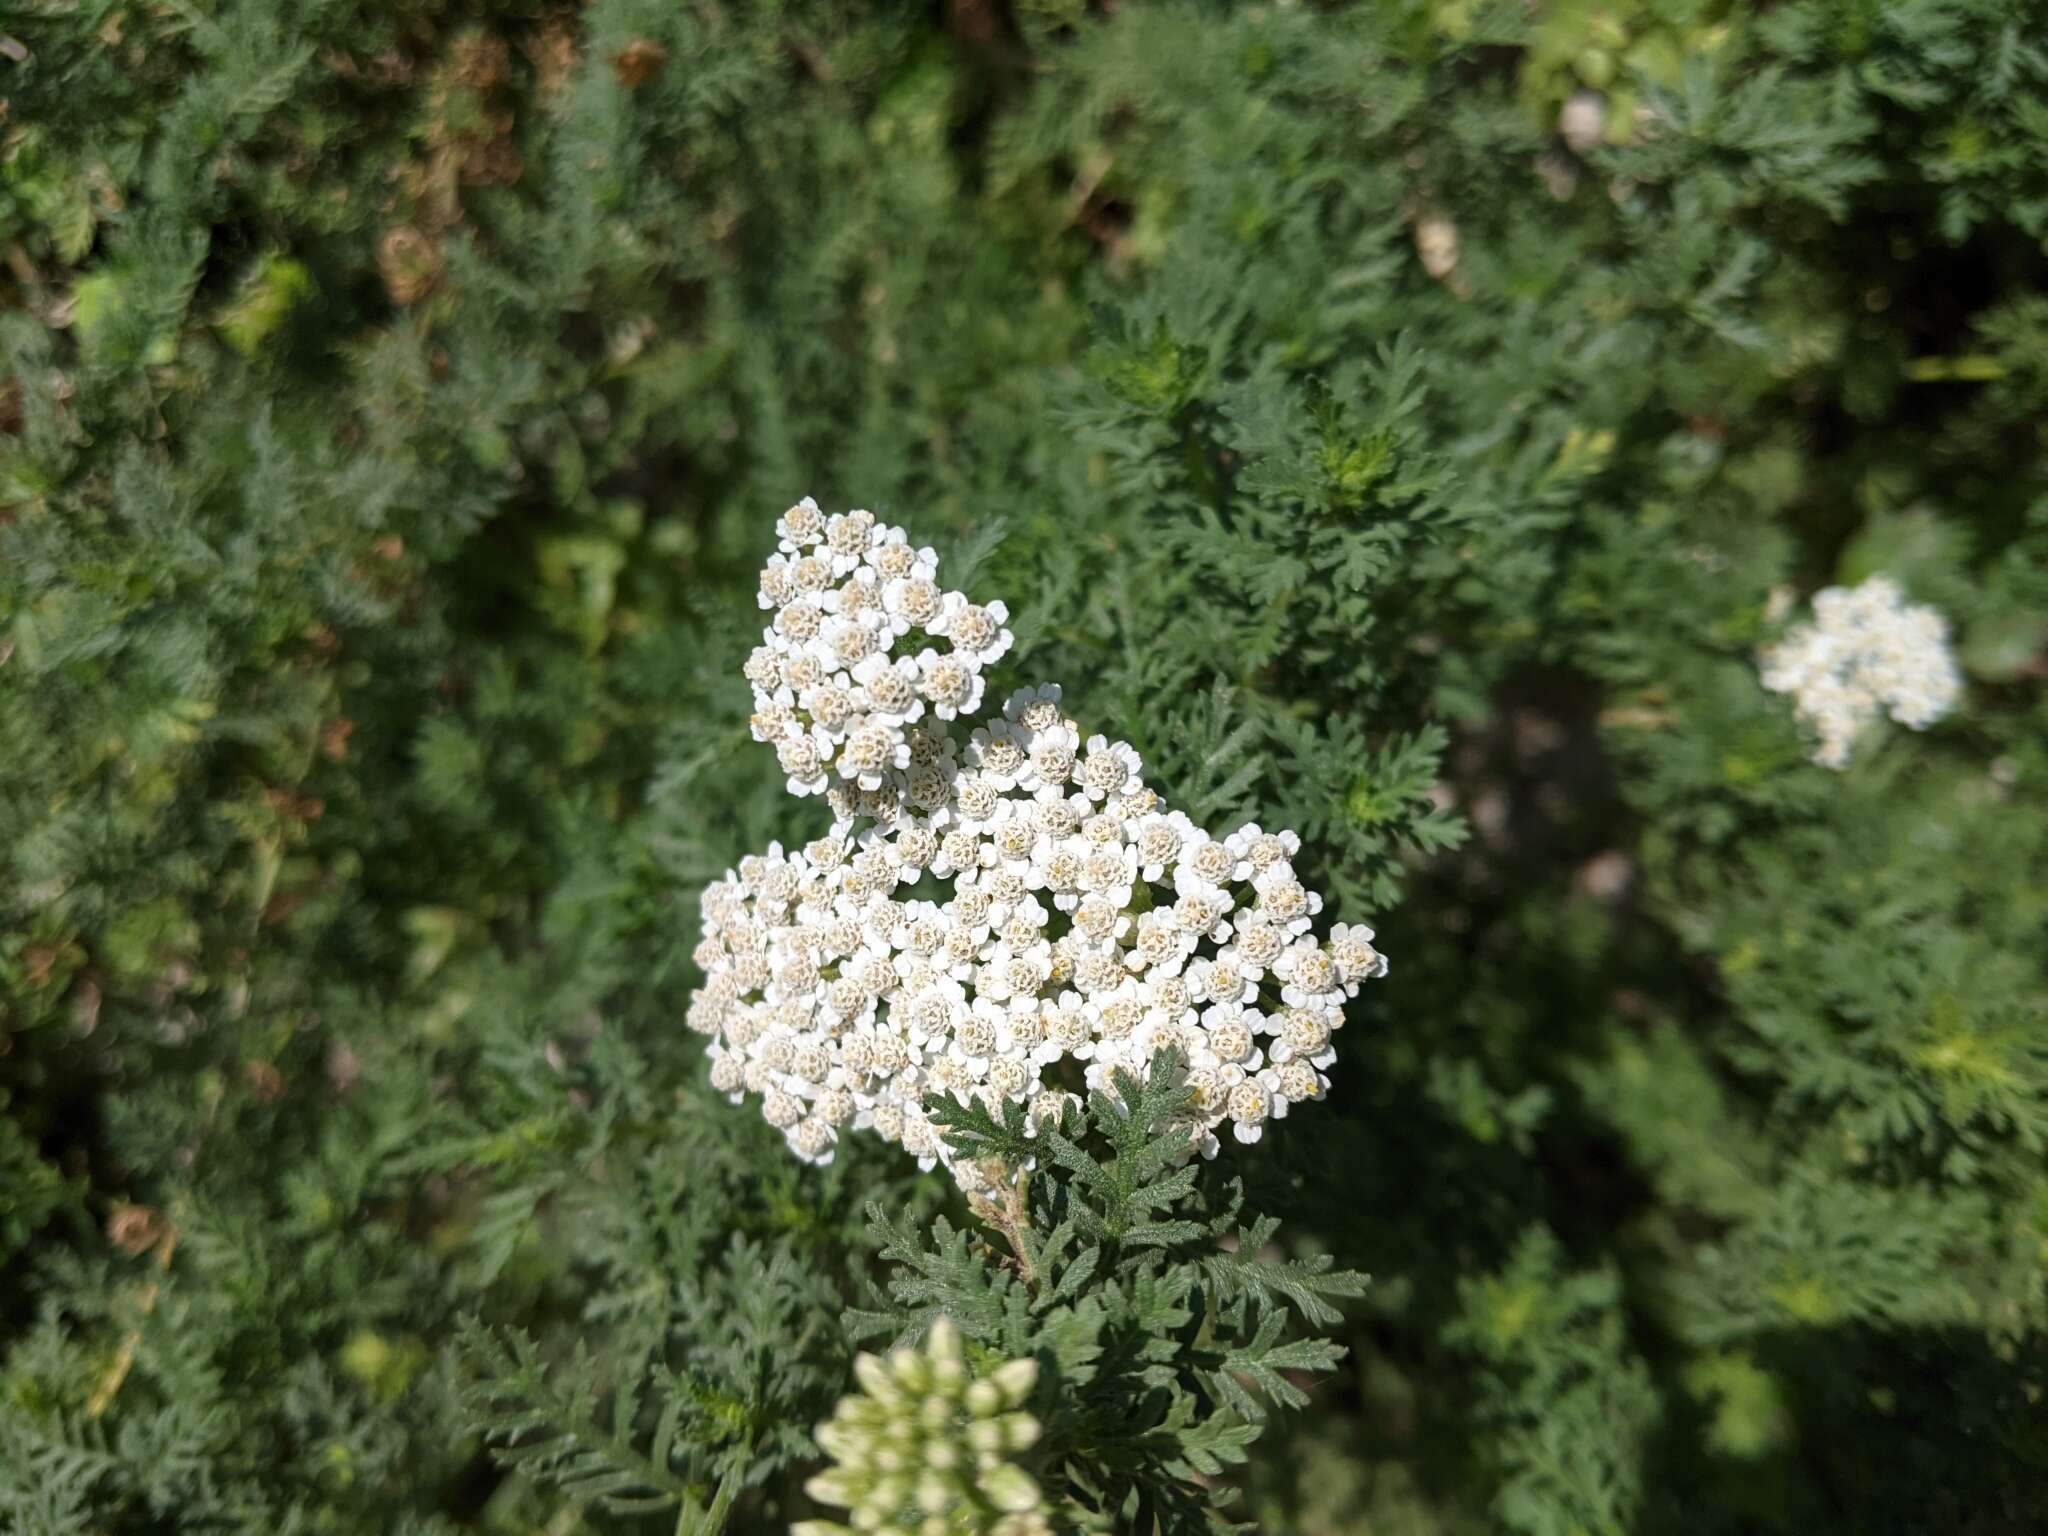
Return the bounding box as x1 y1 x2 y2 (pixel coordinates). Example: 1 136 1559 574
2 0 2044 1531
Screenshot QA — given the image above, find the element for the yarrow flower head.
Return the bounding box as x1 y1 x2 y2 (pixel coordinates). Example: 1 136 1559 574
792 1317 1050 1536
751 498 1011 800
1758 574 1962 769
691 498 1389 1179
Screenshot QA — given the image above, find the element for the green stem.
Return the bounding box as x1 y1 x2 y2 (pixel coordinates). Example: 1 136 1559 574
676 1462 743 1536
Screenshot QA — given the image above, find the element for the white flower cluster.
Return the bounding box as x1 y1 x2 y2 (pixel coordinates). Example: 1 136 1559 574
1758 574 1962 769
689 498 1387 1179
744 498 1013 801
793 1317 1049 1536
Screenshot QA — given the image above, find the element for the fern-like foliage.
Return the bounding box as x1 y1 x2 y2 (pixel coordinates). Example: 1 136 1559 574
844 1053 1370 1532
458 1324 697 1516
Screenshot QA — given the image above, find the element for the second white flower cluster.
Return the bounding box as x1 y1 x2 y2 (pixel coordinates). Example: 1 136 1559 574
1759 574 1961 769
689 499 1387 1182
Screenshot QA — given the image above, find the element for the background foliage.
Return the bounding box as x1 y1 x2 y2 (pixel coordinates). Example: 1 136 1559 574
3 0 2045 1530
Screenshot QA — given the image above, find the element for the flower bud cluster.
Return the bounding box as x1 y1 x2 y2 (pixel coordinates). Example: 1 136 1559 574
792 1317 1050 1536
1758 574 1961 769
690 501 1388 1177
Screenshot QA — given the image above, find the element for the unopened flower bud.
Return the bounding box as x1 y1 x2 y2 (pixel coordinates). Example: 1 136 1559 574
989 1358 1037 1408
979 1462 1043 1514
805 1471 856 1506
852 1352 897 1402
